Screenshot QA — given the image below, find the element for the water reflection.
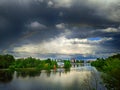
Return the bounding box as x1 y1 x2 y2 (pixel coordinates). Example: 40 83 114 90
46 71 51 77
72 63 91 68
15 69 70 78
0 70 14 83
16 70 41 78
0 66 106 90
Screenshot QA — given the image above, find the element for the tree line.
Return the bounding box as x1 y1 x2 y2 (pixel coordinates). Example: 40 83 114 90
91 54 120 90
0 54 71 70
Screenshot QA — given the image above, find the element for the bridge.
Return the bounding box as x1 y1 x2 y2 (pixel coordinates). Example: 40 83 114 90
71 63 91 67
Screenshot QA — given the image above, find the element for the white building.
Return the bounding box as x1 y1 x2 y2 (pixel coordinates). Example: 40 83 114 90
57 62 64 67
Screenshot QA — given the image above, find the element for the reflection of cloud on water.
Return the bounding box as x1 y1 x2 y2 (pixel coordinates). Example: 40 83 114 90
33 70 93 88
10 67 105 90
32 66 104 90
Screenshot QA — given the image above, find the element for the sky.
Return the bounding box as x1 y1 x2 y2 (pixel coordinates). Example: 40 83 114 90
0 0 120 60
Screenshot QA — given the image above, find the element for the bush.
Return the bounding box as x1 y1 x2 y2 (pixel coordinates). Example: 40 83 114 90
64 60 71 68
9 65 15 71
91 54 120 90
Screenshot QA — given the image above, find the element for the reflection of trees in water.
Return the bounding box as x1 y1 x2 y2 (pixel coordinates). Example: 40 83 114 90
53 70 57 75
80 69 105 90
58 68 70 76
65 68 70 73
0 70 14 83
45 69 70 77
16 69 71 78
46 71 51 77
16 70 41 78
81 72 92 90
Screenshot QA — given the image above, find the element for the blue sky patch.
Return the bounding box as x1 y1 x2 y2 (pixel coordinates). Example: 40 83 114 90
88 37 101 41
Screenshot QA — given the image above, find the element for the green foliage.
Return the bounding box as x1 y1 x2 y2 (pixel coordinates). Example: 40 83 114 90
102 58 120 89
64 60 71 68
10 57 58 71
9 65 15 71
36 59 57 70
13 57 41 68
79 60 84 63
91 54 120 90
91 58 105 71
0 54 72 71
0 54 15 68
74 60 84 63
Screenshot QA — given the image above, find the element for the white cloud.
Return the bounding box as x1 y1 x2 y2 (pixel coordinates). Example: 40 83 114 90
92 27 120 34
56 23 65 29
13 36 94 55
48 1 54 7
66 37 112 44
97 37 113 42
13 29 113 56
27 21 47 29
102 27 119 33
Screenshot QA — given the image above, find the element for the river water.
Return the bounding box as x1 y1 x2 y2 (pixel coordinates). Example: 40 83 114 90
0 66 106 90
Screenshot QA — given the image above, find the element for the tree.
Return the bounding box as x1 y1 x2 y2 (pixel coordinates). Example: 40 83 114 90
0 54 15 68
102 58 120 89
91 54 120 90
64 60 71 68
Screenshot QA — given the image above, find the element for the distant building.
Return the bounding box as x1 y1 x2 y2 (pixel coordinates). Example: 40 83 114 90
57 62 64 67
71 58 76 63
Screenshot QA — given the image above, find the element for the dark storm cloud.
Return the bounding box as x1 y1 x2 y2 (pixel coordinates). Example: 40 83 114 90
0 0 61 51
59 8 117 26
0 0 120 58
91 27 120 51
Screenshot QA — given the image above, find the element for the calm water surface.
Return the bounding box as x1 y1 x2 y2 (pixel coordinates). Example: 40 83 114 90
0 66 106 90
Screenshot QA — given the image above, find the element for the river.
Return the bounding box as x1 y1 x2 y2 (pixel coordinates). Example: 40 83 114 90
0 66 106 90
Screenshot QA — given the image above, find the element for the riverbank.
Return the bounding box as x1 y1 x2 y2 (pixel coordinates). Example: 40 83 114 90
91 54 120 90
